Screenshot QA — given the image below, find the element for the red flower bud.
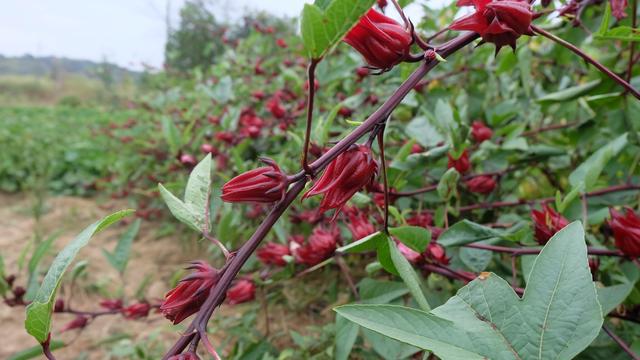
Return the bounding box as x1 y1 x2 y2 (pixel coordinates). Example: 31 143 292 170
304 145 378 217
343 9 413 70
99 299 123 311
257 242 291 266
465 175 497 194
356 67 369 79
447 150 471 174
227 278 256 305
54 299 65 313
291 227 339 266
200 143 217 155
609 207 640 257
122 302 151 319
407 211 434 228
276 38 288 48
61 315 89 332
611 0 628 20
450 0 534 52
168 352 201 360
531 204 569 245
179 154 197 168
377 0 388 8
471 121 493 143
221 158 289 203
252 90 266 100
346 210 375 240
425 242 449 265
267 97 286 119
160 261 219 324
398 242 422 263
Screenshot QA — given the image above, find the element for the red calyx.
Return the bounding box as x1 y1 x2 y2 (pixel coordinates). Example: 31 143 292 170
465 175 497 194
257 242 291 266
343 9 413 71
531 204 569 245
291 226 339 266
609 207 640 257
160 261 219 324
450 0 534 53
226 278 256 305
471 120 493 143
447 149 471 174
221 158 289 204
304 144 378 218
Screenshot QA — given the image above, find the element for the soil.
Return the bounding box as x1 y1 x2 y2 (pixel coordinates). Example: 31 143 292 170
0 194 330 359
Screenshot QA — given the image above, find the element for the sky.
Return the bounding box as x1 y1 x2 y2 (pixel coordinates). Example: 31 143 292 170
0 0 317 70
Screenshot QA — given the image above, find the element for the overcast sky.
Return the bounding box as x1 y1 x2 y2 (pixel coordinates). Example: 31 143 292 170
0 0 318 70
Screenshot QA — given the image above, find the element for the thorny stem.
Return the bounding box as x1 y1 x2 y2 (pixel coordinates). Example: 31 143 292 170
464 243 628 257
532 25 640 100
163 31 480 358
602 326 640 360
377 123 391 234
301 58 320 176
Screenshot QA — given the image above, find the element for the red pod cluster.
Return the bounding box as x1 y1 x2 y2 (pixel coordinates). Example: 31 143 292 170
609 207 640 257
466 175 496 194
447 149 471 174
291 226 339 266
343 9 413 71
531 204 569 245
257 242 291 266
304 145 378 217
160 261 220 325
221 158 289 203
471 120 493 143
450 0 534 52
227 278 256 305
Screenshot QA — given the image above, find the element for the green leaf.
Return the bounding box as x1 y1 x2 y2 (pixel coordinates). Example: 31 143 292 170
160 115 181 154
388 237 431 311
376 236 398 276
336 222 603 359
595 3 640 42
438 220 503 247
102 219 140 274
24 232 60 301
437 168 460 200
537 80 601 103
159 154 213 232
597 282 635 315
7 340 65 360
458 246 491 272
336 231 384 253
569 133 627 189
358 278 409 304
25 210 133 344
300 0 376 59
335 314 359 360
389 226 431 253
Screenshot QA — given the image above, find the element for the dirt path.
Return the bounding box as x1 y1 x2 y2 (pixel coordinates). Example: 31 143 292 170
0 193 207 358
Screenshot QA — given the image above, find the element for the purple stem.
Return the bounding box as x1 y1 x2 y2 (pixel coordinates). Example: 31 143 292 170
464 243 627 257
162 31 480 358
603 325 640 360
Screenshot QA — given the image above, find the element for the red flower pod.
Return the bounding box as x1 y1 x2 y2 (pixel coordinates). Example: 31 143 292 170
465 176 496 194
61 315 89 332
377 0 388 8
343 9 413 71
252 90 266 100
276 38 288 48
168 352 201 360
471 121 493 143
179 154 197 168
304 145 378 217
54 299 65 313
200 143 217 155
356 67 369 80
291 227 339 266
160 261 219 324
425 242 449 265
122 302 151 319
609 207 640 257
346 210 375 240
99 299 123 311
447 150 471 174
398 242 422 263
227 278 256 305
221 158 289 203
215 131 235 145
611 0 628 20
267 97 286 119
257 242 291 266
531 204 569 245
450 0 534 52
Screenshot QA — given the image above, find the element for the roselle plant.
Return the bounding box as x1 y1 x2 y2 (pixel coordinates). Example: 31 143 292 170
8 0 640 358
